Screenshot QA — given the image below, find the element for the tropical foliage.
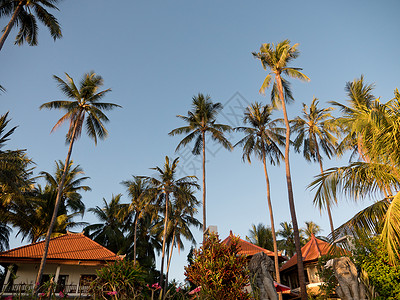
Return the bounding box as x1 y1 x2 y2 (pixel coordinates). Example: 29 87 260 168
37 71 121 289
235 101 284 284
143 156 199 290
84 194 129 254
169 93 232 235
90 259 147 300
309 85 400 263
253 39 310 299
0 0 63 51
291 98 338 235
185 233 251 300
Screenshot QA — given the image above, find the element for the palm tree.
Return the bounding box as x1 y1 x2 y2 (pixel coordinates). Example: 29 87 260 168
164 185 201 291
0 112 33 209
246 223 274 251
235 102 284 285
169 93 232 236
331 75 375 160
37 71 121 290
122 176 154 264
277 221 305 257
40 160 90 216
8 185 87 243
302 221 322 242
291 98 338 235
144 156 199 292
253 40 310 300
0 0 62 51
309 89 400 262
84 194 129 254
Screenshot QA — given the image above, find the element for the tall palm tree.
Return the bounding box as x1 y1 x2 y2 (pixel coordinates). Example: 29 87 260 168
122 176 154 264
37 71 120 290
246 223 274 251
164 185 201 292
235 102 284 285
0 0 62 51
169 93 232 236
253 40 310 300
144 156 199 291
291 98 338 235
84 194 129 254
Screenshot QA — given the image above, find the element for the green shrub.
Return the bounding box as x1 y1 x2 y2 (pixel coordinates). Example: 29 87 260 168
354 237 400 300
90 259 147 299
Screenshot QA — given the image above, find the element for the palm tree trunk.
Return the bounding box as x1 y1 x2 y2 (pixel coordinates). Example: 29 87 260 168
164 230 176 293
159 192 169 295
262 149 282 300
133 213 139 264
202 131 206 240
275 74 307 300
34 113 81 296
314 136 335 238
261 150 280 273
0 1 24 52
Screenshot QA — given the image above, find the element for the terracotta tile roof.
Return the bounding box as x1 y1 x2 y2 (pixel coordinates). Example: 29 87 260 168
280 235 331 272
221 231 286 262
0 232 120 262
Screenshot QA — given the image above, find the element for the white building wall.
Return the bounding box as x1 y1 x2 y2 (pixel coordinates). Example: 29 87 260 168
13 263 100 285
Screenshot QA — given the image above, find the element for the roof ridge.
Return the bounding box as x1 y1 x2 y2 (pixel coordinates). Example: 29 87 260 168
314 235 323 256
77 234 119 256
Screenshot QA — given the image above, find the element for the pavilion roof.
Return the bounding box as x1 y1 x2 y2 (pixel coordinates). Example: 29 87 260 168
221 231 286 262
280 235 331 272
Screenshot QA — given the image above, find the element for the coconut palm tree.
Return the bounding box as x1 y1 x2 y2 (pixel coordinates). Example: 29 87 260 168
40 160 90 216
0 112 33 250
246 223 274 251
291 98 338 235
302 221 323 242
0 112 33 209
169 93 232 236
309 90 400 263
164 185 201 292
37 71 120 290
277 221 305 257
0 0 62 51
253 40 310 299
331 76 375 161
122 176 154 264
235 102 284 284
144 156 199 291
84 194 129 254
8 185 87 243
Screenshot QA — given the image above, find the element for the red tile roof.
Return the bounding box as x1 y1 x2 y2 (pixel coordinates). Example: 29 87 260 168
221 231 286 262
0 232 120 263
280 235 331 272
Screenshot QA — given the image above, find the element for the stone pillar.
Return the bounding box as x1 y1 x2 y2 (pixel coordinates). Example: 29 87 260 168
3 265 13 291
54 266 61 283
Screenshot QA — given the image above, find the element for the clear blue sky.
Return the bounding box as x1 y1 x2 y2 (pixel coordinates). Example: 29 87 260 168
1 0 399 283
